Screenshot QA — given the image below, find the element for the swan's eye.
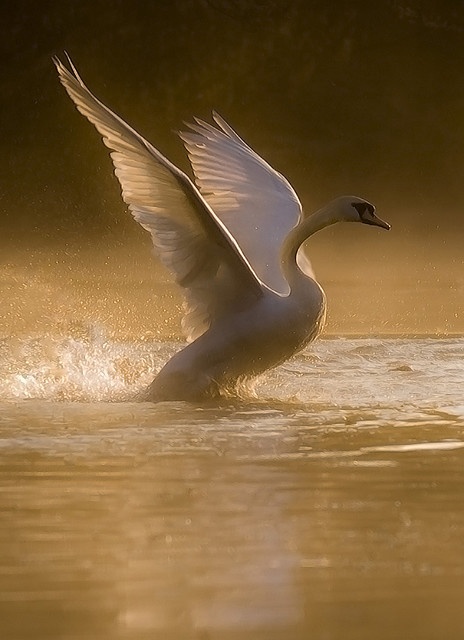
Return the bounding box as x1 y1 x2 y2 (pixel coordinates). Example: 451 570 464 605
351 202 373 219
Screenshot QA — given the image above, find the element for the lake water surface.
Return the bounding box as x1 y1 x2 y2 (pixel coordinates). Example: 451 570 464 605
1 334 463 639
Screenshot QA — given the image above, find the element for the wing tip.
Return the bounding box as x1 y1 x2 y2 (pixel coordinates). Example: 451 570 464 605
211 110 223 125
53 52 86 88
211 111 243 142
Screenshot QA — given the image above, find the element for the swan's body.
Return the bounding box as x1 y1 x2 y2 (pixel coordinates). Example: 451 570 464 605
147 269 325 400
55 57 390 402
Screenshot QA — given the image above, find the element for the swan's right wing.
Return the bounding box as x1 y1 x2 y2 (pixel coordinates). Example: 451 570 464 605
180 113 306 295
55 57 263 341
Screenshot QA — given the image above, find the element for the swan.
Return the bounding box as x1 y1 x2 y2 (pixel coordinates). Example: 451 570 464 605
54 56 391 402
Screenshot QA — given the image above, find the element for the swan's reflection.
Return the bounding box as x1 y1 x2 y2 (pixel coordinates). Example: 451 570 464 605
115 456 304 635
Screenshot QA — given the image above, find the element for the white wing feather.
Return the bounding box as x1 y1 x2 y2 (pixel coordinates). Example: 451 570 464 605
180 112 309 294
54 57 263 341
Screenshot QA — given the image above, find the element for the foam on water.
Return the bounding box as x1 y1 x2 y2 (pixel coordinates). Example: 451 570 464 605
0 328 463 422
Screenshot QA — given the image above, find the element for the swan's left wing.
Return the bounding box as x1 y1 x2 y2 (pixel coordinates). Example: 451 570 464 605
180 113 305 295
54 57 263 342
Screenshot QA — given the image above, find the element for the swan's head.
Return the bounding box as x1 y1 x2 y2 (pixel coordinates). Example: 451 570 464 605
337 196 391 230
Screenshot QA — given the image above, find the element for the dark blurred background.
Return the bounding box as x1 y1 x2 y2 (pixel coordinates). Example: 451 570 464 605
1 0 463 334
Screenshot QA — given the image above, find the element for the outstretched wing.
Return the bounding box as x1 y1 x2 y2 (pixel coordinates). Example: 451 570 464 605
180 112 307 295
54 57 263 341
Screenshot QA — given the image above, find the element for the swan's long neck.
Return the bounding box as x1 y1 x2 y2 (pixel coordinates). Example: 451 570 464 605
280 202 340 292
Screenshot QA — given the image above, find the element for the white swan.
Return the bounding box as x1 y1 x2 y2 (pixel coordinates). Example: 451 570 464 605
54 57 390 402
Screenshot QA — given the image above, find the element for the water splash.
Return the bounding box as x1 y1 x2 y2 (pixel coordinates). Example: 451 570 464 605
0 329 463 415
0 324 175 402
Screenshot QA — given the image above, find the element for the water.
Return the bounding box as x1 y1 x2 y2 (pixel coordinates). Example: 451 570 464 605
0 332 463 639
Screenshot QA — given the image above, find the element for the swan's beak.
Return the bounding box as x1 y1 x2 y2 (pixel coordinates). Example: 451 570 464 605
367 213 391 230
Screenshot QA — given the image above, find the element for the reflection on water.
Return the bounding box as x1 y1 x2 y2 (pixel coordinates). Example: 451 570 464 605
0 334 464 639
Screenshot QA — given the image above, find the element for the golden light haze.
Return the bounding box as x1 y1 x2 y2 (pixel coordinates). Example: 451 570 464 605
1 231 461 341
